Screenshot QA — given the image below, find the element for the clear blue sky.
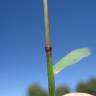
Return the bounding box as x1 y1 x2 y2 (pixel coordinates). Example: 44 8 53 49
0 0 96 96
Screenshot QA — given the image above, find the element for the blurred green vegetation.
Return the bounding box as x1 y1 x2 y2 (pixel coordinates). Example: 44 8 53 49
28 84 48 96
56 85 70 96
76 77 96 95
28 78 96 96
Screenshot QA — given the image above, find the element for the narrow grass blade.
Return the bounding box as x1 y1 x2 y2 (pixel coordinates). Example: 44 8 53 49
53 48 91 75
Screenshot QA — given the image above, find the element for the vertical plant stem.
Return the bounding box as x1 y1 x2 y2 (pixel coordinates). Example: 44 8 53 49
43 0 55 96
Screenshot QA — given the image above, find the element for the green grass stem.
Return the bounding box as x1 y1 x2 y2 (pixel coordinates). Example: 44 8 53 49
43 0 55 96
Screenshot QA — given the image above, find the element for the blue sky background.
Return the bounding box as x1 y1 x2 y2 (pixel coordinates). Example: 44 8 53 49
0 0 96 96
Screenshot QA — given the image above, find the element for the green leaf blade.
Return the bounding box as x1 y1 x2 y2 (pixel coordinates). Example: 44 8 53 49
53 48 91 75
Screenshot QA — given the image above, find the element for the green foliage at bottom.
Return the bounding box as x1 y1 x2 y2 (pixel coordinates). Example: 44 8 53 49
28 78 96 96
28 84 48 96
56 85 70 96
76 78 96 95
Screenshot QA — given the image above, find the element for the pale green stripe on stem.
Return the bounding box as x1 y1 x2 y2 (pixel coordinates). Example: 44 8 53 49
43 0 51 45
